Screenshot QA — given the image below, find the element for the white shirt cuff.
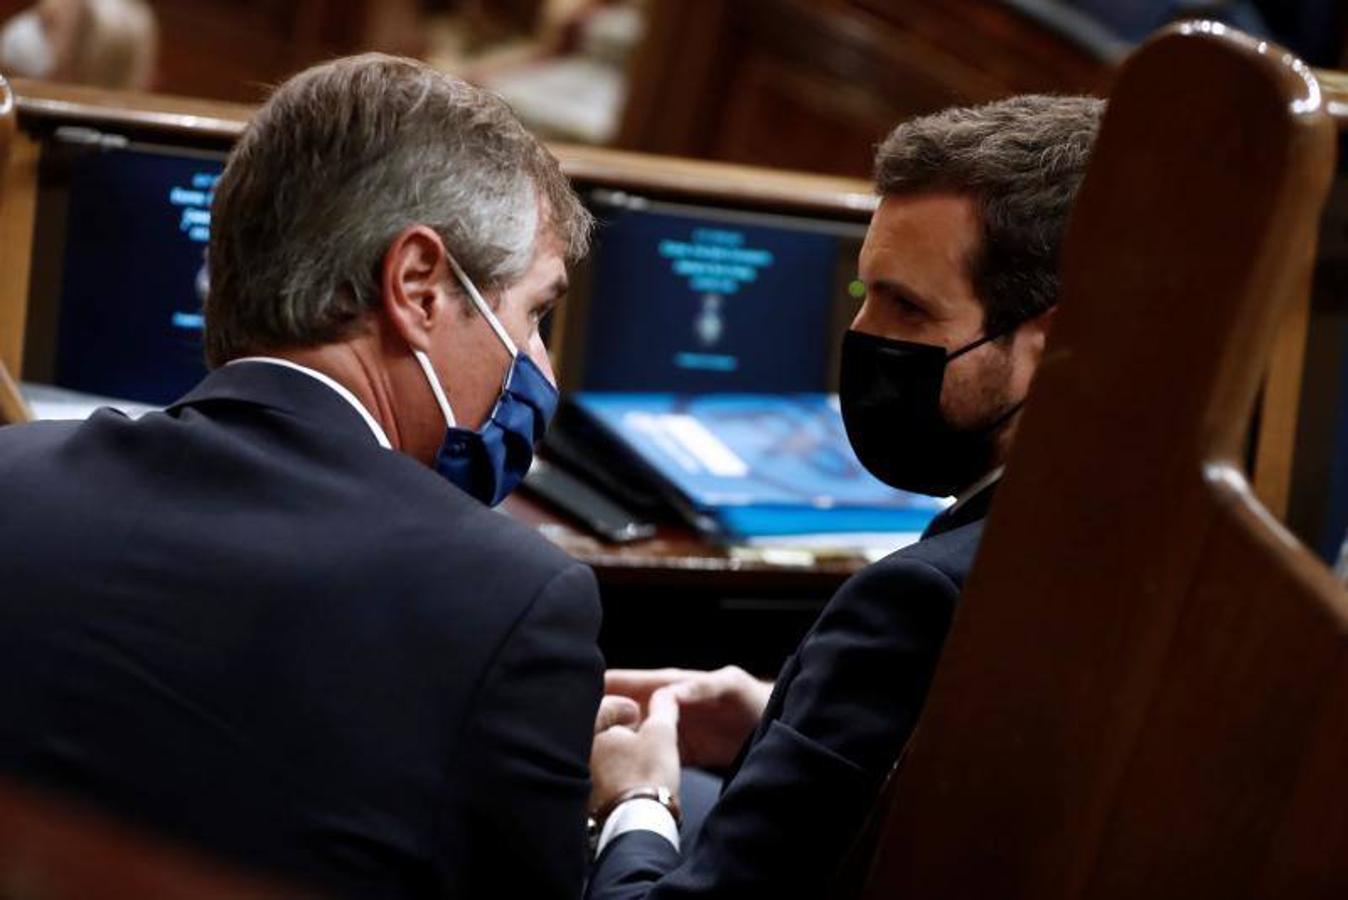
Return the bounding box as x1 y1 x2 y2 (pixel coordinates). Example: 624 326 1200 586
596 797 680 857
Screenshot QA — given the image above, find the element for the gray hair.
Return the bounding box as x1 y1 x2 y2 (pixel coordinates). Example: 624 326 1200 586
875 94 1103 336
205 53 592 367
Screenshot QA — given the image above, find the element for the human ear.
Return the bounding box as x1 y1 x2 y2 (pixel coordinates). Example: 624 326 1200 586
379 225 453 353
1018 305 1057 370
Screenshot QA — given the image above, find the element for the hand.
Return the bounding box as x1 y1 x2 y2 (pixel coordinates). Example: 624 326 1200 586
605 666 774 770
590 687 682 814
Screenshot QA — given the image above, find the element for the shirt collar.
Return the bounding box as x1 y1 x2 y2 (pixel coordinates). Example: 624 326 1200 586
227 357 392 449
948 465 1005 517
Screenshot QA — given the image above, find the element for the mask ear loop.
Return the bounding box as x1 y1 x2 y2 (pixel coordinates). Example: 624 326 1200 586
945 323 1017 363
944 302 1058 363
444 251 518 359
410 250 523 431
414 350 458 429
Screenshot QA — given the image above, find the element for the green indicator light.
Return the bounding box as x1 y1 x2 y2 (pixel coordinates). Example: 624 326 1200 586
847 278 866 299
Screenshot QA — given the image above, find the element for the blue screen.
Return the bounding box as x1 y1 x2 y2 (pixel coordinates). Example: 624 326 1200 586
580 204 845 393
53 148 222 405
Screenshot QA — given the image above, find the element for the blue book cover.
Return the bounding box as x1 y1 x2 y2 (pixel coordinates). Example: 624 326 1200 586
570 392 947 539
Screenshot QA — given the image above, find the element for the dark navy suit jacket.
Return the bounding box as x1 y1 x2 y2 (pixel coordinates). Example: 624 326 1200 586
586 488 993 900
0 362 604 898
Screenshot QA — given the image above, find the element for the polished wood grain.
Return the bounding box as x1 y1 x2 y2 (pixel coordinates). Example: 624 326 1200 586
0 0 428 104
1254 70 1348 526
0 74 31 427
0 352 28 425
11 78 254 142
0 130 39 387
859 24 1347 899
8 79 877 218
1253 274 1312 518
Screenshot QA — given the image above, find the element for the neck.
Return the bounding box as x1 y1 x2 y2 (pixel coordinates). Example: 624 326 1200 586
261 330 441 464
987 404 1021 473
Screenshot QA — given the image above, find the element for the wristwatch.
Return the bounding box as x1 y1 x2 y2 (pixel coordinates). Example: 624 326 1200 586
587 784 683 859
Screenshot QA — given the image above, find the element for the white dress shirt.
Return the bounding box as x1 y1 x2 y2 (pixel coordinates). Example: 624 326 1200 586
947 465 1005 517
599 797 681 855
228 357 392 449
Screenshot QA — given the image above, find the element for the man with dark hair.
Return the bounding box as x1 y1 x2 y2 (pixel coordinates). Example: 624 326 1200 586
586 94 1104 899
0 54 601 897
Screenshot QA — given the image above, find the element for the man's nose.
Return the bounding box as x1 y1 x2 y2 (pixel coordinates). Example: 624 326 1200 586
850 300 879 335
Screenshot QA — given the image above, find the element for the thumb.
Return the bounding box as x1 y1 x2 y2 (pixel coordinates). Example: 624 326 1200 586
595 695 641 733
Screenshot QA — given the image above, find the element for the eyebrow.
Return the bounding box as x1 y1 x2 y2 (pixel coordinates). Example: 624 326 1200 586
866 276 934 309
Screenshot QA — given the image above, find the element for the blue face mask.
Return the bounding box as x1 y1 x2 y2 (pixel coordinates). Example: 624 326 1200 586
413 253 559 506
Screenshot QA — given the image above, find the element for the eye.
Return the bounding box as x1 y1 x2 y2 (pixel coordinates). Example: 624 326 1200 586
895 295 924 317
872 285 924 319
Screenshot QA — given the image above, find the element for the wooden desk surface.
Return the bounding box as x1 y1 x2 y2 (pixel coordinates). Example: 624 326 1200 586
503 490 867 592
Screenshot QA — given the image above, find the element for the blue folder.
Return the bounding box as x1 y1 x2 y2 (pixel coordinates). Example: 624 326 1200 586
569 392 946 541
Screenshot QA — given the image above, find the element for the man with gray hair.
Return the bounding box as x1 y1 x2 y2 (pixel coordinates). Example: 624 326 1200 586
586 94 1104 899
0 54 601 897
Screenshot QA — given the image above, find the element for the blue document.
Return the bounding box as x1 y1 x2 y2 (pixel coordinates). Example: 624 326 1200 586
570 393 947 540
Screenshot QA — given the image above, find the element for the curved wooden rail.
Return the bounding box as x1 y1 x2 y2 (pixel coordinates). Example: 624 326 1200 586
0 74 31 427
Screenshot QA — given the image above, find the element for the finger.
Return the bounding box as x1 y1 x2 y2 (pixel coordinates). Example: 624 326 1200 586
594 695 641 733
591 724 638 753
670 677 717 704
644 685 681 733
604 668 696 702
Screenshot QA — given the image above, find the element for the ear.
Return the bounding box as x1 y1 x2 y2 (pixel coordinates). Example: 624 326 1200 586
1017 305 1057 369
379 225 454 353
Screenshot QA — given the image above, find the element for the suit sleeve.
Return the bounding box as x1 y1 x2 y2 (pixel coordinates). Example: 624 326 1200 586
462 562 605 898
586 557 959 900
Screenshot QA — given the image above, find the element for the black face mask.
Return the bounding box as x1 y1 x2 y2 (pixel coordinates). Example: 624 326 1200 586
839 323 1027 498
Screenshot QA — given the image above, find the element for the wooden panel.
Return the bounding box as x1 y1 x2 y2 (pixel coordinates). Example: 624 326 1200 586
851 0 1118 87
0 70 31 428
861 24 1347 899
0 0 426 103
150 0 425 102
617 0 1111 176
0 123 30 378
7 78 877 217
1253 286 1312 517
712 53 897 177
1259 103 1348 552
